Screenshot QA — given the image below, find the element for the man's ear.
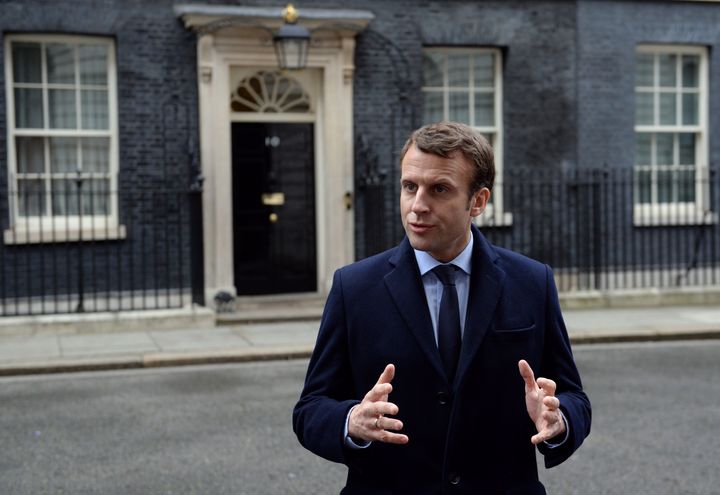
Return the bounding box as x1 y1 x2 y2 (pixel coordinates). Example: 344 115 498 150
470 187 491 217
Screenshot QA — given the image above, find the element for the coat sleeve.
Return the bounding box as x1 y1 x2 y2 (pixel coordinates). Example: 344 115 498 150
292 269 359 464
537 265 592 468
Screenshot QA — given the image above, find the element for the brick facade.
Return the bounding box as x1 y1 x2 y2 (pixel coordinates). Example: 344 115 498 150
1 0 719 310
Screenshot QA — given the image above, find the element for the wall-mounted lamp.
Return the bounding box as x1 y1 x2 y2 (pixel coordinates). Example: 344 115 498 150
273 4 311 69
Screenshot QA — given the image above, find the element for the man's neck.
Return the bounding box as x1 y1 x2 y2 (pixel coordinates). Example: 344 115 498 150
414 232 474 276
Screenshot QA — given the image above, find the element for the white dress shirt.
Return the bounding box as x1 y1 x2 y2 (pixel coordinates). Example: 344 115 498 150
414 234 473 344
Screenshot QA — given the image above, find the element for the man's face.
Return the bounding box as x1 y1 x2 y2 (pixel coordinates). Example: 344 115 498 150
400 145 490 263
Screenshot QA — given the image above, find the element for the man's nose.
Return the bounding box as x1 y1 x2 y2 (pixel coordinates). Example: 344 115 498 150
411 188 430 213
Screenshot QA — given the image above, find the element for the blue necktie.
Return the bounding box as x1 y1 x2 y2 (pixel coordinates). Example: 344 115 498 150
432 264 462 384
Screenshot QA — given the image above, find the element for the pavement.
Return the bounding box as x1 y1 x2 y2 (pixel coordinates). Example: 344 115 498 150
0 304 719 376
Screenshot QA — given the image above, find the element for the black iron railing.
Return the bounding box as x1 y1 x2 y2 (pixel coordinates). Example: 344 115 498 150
484 167 719 292
362 166 720 293
0 186 195 316
2 166 718 317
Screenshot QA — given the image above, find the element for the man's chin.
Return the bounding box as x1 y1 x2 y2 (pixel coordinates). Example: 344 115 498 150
407 235 431 253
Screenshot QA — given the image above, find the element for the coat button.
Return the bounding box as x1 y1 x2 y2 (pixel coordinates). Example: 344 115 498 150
437 392 450 405
449 473 460 485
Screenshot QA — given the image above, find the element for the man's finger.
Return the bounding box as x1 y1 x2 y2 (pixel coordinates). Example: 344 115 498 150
374 431 409 445
364 364 396 402
378 363 395 385
376 416 404 432
531 432 546 445
543 396 560 410
371 401 399 417
537 377 557 397
357 400 399 420
518 360 537 390
532 420 564 445
365 382 393 402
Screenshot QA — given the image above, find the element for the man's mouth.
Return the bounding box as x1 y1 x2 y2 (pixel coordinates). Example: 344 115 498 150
409 223 433 234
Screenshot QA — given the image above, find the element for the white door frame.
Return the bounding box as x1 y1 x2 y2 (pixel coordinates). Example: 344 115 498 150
177 6 373 304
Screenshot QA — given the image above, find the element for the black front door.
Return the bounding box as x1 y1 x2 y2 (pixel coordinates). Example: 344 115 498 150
232 123 317 295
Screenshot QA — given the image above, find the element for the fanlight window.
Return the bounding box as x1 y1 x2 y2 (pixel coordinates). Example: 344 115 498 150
231 70 311 113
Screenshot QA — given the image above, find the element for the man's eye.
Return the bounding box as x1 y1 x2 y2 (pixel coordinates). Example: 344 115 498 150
434 185 447 193
403 183 417 192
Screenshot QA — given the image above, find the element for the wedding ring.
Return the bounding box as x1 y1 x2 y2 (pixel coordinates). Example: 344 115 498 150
375 416 382 429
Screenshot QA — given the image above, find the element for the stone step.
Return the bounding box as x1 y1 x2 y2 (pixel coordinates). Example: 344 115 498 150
216 296 325 325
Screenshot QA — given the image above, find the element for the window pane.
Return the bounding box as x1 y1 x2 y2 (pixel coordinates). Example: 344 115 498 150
678 169 695 202
18 179 46 216
50 137 78 173
16 137 45 173
49 89 77 128
12 42 42 83
635 92 654 125
659 93 676 125
636 170 652 204
422 52 444 87
447 54 469 87
656 133 674 165
635 134 652 166
473 53 494 88
79 45 108 85
682 93 698 125
449 91 469 123
423 91 444 123
636 54 654 87
481 132 494 147
14 88 44 128
474 91 494 126
682 55 699 88
658 54 676 87
82 137 110 173
678 133 695 165
47 43 75 84
51 179 78 215
657 169 673 203
81 89 109 129
84 179 110 215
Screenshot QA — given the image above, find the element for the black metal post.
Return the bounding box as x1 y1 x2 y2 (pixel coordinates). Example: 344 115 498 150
188 145 205 306
75 170 85 313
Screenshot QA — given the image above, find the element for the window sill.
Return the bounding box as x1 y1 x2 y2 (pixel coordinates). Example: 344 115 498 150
4 225 127 245
475 211 514 228
633 210 717 227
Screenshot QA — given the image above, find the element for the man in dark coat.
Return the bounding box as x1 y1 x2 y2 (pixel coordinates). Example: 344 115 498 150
293 122 591 494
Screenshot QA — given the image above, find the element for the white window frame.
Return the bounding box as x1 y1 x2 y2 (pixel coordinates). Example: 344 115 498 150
4 34 124 244
421 47 511 226
634 44 714 226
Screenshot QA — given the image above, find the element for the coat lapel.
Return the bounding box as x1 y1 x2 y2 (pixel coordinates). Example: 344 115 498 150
384 238 447 380
454 226 506 389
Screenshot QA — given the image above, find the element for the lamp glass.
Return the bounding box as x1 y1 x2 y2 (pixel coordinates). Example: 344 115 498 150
273 23 310 70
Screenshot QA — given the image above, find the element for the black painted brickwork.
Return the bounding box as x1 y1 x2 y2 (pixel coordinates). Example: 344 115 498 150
0 0 198 301
1 0 719 302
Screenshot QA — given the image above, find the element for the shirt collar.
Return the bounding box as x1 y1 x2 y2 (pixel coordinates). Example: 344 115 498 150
414 232 473 276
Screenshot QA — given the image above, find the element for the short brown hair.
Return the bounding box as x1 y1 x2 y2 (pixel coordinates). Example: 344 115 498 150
400 121 495 193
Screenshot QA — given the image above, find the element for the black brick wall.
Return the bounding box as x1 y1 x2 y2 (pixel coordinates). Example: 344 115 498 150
575 0 720 270
0 0 197 304
1 0 719 305
577 0 720 169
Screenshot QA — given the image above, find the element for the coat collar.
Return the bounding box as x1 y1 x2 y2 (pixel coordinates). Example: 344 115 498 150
384 225 506 388
384 237 445 379
454 225 506 389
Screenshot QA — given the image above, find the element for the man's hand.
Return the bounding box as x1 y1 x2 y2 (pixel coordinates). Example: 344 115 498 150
518 359 566 445
348 364 409 445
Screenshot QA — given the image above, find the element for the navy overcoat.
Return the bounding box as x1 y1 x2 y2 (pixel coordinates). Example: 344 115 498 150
293 226 591 494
